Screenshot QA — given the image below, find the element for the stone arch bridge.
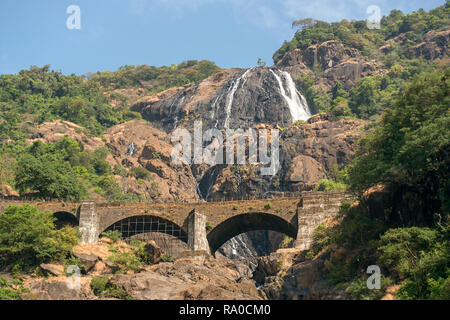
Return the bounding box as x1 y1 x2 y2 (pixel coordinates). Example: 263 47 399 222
0 191 352 254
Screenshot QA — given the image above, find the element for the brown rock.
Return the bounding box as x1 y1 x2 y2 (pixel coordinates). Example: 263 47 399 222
0 185 19 198
285 155 325 191
144 240 162 264
72 253 98 273
40 264 65 277
29 120 105 152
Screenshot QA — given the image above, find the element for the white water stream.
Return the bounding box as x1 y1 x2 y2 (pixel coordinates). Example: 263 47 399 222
269 69 311 122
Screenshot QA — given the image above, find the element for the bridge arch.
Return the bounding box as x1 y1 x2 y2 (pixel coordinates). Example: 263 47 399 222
102 215 188 244
53 211 79 228
207 212 297 254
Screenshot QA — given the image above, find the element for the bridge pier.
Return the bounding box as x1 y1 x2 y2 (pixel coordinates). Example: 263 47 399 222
187 210 210 254
294 192 353 250
78 201 99 244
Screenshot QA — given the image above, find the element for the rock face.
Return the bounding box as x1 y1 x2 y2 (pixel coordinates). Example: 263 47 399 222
23 254 265 300
144 240 162 264
30 120 104 152
131 67 312 132
409 28 450 60
204 115 366 202
110 256 265 300
277 40 384 88
104 120 200 202
257 249 350 300
380 28 449 61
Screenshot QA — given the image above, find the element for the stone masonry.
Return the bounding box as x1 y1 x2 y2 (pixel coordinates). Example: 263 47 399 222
0 191 353 252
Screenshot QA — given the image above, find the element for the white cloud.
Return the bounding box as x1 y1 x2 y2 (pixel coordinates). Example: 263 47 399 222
282 0 390 22
128 0 392 30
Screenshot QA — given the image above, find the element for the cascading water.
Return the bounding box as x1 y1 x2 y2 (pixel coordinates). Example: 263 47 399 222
223 68 252 129
126 142 136 157
269 69 312 122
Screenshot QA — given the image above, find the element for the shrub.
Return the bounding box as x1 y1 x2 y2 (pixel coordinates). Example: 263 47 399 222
161 254 175 263
152 152 161 159
0 205 79 272
305 224 332 259
90 276 132 300
314 179 347 191
108 250 145 274
264 202 272 210
90 276 109 295
129 166 150 181
205 222 213 232
0 278 29 300
113 164 128 177
101 230 122 243
292 120 306 126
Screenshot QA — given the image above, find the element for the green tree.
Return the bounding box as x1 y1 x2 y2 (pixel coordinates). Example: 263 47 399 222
348 68 450 219
0 205 79 271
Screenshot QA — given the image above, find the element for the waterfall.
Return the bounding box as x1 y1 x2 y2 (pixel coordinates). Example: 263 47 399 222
224 69 252 129
126 142 136 157
172 96 185 129
269 69 311 122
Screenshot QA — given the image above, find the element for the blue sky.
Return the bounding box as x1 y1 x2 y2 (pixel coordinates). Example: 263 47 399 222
0 0 445 75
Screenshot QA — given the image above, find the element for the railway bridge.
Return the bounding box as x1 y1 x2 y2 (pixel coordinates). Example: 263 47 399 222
0 191 352 254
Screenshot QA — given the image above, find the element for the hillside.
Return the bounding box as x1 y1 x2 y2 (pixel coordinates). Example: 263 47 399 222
0 3 448 301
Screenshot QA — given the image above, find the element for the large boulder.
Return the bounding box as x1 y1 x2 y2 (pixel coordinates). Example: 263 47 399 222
285 155 326 191
144 241 162 264
72 253 99 273
0 185 19 198
40 264 65 277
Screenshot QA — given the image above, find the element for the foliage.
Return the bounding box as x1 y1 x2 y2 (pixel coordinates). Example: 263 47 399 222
305 224 332 259
273 5 450 64
305 200 450 299
0 65 134 138
314 179 347 191
161 254 175 263
90 276 132 300
13 137 117 201
348 68 450 219
264 202 272 209
108 251 145 274
129 166 151 181
0 278 29 300
279 235 294 249
378 227 450 300
0 205 79 272
101 230 122 243
89 60 221 93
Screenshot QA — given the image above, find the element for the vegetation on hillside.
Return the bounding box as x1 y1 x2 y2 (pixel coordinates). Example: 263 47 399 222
278 3 449 119
274 4 449 63
305 67 449 300
88 60 221 93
